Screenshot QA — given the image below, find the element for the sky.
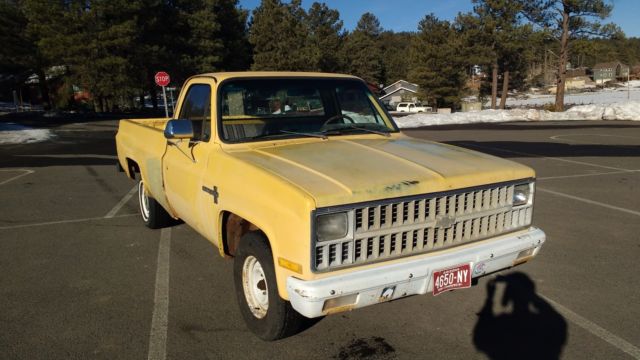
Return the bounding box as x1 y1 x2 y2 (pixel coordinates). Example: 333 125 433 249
238 0 640 37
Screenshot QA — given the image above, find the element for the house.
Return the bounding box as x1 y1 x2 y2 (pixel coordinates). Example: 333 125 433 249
592 61 630 83
379 80 420 108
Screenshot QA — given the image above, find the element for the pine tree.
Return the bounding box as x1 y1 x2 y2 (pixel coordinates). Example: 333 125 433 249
180 0 251 74
183 0 225 73
213 0 252 71
306 2 344 72
23 0 141 111
19 0 251 112
380 31 414 87
0 0 30 74
460 0 529 109
343 12 383 83
2 0 53 108
409 14 466 108
249 0 313 71
522 0 620 111
129 0 183 110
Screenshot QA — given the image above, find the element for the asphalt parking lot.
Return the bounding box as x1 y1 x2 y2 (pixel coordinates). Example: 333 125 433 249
1 118 639 359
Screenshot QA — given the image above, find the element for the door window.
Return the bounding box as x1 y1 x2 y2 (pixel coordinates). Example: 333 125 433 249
179 84 211 141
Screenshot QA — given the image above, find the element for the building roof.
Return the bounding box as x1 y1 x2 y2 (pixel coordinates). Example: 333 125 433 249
379 87 419 100
379 80 419 100
382 80 419 93
593 61 629 70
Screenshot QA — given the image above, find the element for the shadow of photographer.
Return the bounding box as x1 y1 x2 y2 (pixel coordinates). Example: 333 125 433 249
473 272 567 360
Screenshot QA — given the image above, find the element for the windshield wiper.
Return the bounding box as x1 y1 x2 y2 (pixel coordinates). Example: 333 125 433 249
235 130 327 142
280 130 328 140
324 124 391 137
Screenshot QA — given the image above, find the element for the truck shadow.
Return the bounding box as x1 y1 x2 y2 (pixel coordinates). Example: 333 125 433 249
405 122 640 132
473 272 567 360
446 140 640 158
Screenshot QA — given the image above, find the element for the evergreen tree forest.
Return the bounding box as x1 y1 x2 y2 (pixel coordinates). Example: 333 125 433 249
0 0 637 112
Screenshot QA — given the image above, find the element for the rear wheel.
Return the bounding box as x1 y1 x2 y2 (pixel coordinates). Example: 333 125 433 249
137 180 172 229
234 231 306 340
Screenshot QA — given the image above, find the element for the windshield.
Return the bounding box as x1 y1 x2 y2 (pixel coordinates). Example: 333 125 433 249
219 78 397 142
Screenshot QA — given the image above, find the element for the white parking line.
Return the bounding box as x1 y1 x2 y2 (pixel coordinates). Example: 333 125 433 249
537 187 640 217
147 228 172 360
538 170 640 181
0 169 34 186
105 185 138 218
0 214 138 231
15 154 117 159
461 142 633 172
541 294 640 359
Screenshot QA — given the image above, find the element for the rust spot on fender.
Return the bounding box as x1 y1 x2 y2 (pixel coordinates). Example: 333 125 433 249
224 214 258 256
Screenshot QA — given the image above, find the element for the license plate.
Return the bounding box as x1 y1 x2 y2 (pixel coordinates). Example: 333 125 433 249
432 263 471 296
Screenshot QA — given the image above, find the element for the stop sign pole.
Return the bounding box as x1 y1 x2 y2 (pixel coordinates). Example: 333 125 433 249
154 71 171 117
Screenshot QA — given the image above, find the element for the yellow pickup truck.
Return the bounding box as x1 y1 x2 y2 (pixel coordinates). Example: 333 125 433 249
115 72 545 340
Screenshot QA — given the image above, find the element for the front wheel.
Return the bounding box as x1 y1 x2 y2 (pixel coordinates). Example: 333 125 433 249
234 231 306 340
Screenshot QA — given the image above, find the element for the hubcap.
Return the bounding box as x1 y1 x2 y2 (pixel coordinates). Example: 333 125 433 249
242 255 269 319
138 181 150 222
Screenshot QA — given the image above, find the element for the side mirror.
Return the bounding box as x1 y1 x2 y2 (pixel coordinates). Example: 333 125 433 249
164 119 194 140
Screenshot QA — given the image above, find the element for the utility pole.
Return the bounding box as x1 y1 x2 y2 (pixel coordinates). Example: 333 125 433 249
544 47 548 85
168 88 175 115
628 71 631 100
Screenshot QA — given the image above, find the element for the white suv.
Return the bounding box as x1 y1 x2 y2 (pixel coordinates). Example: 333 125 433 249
396 102 431 113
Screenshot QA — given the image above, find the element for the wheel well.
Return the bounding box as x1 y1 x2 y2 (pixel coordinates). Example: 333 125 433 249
221 212 262 257
126 158 140 180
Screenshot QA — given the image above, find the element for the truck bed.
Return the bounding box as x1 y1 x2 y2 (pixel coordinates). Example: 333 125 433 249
121 118 170 131
115 118 171 211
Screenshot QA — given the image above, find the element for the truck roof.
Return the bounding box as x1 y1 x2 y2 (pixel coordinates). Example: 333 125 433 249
188 71 361 82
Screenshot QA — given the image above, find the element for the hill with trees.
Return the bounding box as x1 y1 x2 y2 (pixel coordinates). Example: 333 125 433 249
0 0 636 112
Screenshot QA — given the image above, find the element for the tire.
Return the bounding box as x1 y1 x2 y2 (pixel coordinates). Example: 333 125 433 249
137 180 173 229
234 231 306 340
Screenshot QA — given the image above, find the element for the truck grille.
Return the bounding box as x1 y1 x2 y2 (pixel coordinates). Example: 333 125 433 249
314 183 533 271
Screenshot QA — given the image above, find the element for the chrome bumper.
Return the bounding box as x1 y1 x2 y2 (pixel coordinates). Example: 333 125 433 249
287 227 545 318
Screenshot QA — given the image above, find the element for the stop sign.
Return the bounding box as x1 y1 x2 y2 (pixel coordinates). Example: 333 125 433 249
154 71 170 87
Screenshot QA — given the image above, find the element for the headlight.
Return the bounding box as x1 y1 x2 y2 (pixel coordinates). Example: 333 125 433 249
316 212 349 241
513 182 534 206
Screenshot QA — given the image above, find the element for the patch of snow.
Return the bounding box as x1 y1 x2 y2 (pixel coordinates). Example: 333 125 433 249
508 80 640 107
0 123 53 144
395 101 640 128
0 101 18 112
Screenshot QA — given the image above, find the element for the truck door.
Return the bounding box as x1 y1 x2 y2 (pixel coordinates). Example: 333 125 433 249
162 81 216 233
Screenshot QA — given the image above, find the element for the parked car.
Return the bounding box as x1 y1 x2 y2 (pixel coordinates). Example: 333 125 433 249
396 102 431 113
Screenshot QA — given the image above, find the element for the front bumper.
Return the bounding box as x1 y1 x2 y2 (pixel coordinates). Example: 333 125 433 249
287 227 545 318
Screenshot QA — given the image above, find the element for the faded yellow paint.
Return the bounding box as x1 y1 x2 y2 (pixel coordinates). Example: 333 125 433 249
115 71 536 301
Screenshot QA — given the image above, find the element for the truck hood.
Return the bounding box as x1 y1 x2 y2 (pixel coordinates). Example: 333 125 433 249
226 136 534 207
